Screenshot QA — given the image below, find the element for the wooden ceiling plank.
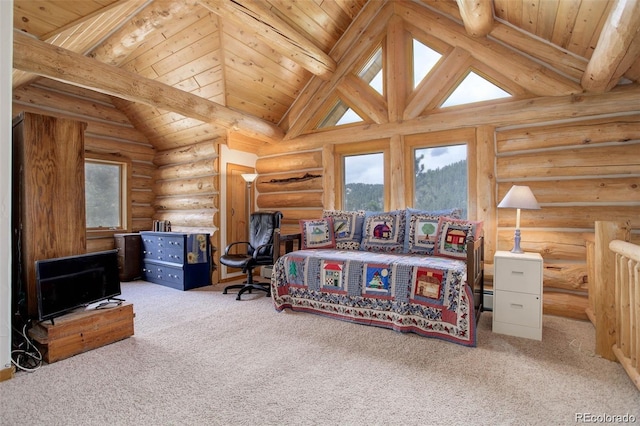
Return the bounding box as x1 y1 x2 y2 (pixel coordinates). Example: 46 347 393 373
41 0 135 41
89 0 198 66
549 0 581 50
535 0 560 41
582 0 640 92
269 0 338 49
489 19 587 81
150 33 220 78
316 0 354 34
13 29 284 143
455 0 494 37
568 0 610 58
119 9 211 71
198 0 336 80
222 32 306 96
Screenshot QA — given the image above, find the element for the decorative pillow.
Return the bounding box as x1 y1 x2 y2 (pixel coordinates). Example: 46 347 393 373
404 212 441 255
434 216 484 259
299 217 336 249
404 208 463 254
361 210 406 253
322 209 365 250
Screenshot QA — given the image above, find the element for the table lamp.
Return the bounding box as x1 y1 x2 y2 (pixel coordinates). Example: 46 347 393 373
498 185 540 253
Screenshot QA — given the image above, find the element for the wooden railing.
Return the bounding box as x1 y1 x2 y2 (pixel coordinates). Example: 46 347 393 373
587 221 639 391
609 239 640 391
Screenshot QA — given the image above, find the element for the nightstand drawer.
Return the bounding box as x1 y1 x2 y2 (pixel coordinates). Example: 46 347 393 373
495 257 542 294
494 290 541 328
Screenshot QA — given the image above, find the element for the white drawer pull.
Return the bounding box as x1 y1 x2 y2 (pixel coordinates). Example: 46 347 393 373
510 303 524 309
511 271 524 275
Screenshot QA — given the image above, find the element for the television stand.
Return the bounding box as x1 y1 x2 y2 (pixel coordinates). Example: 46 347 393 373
28 302 134 363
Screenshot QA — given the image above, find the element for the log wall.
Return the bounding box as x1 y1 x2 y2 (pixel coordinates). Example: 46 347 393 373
12 78 157 253
255 149 324 234
257 92 640 320
153 141 220 282
495 113 640 319
152 141 219 232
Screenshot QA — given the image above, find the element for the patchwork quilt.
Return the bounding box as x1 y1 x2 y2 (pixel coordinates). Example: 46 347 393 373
271 249 476 346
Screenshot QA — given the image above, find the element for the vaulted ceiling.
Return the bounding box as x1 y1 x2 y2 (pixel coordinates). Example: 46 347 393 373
12 0 640 151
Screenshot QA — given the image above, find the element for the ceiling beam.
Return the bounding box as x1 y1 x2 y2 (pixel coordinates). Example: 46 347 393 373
13 29 284 143
198 0 336 80
582 0 640 92
455 0 494 37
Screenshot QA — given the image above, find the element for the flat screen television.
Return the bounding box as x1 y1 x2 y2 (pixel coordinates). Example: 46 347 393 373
35 249 121 322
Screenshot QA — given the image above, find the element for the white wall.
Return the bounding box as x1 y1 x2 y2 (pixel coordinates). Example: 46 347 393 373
1 1 13 373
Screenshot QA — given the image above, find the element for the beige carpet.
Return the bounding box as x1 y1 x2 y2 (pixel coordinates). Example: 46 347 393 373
1 280 638 426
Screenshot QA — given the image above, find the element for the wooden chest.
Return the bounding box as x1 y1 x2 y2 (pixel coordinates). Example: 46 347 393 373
29 302 134 363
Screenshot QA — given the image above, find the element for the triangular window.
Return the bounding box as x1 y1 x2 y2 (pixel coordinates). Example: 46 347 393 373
358 47 383 95
317 99 364 129
413 39 442 88
441 71 511 108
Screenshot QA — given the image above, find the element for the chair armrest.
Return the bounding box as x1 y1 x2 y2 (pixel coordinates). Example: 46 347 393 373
224 241 251 255
252 243 274 261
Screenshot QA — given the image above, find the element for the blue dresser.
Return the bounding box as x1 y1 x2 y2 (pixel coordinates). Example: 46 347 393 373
140 231 211 290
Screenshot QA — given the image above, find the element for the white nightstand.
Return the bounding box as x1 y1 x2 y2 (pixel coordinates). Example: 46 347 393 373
492 250 543 340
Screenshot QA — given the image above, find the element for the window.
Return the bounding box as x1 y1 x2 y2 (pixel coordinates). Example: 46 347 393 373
317 98 364 128
441 71 511 108
344 153 384 211
404 130 474 219
413 39 442 88
85 156 130 232
335 141 390 211
358 46 383 95
413 144 468 218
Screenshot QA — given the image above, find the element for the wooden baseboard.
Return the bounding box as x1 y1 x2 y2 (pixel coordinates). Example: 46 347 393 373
0 365 15 382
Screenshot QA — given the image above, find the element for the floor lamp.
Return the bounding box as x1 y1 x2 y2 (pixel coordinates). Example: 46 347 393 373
241 173 258 237
497 185 540 254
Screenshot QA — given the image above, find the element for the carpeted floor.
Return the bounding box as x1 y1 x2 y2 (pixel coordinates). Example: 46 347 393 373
1 280 638 426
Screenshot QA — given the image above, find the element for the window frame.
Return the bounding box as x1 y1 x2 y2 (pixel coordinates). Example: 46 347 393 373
334 139 391 211
85 152 132 237
404 128 477 218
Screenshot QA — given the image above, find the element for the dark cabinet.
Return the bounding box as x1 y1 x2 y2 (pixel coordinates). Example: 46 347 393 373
114 233 142 281
140 231 211 290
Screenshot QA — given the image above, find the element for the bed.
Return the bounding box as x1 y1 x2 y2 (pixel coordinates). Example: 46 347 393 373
270 208 484 347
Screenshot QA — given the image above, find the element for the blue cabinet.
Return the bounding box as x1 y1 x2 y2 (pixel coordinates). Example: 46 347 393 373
140 231 211 290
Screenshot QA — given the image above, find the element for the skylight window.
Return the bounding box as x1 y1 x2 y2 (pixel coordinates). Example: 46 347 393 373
413 39 442 88
441 71 511 108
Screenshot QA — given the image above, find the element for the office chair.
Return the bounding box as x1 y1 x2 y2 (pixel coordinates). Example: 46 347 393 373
221 211 282 300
